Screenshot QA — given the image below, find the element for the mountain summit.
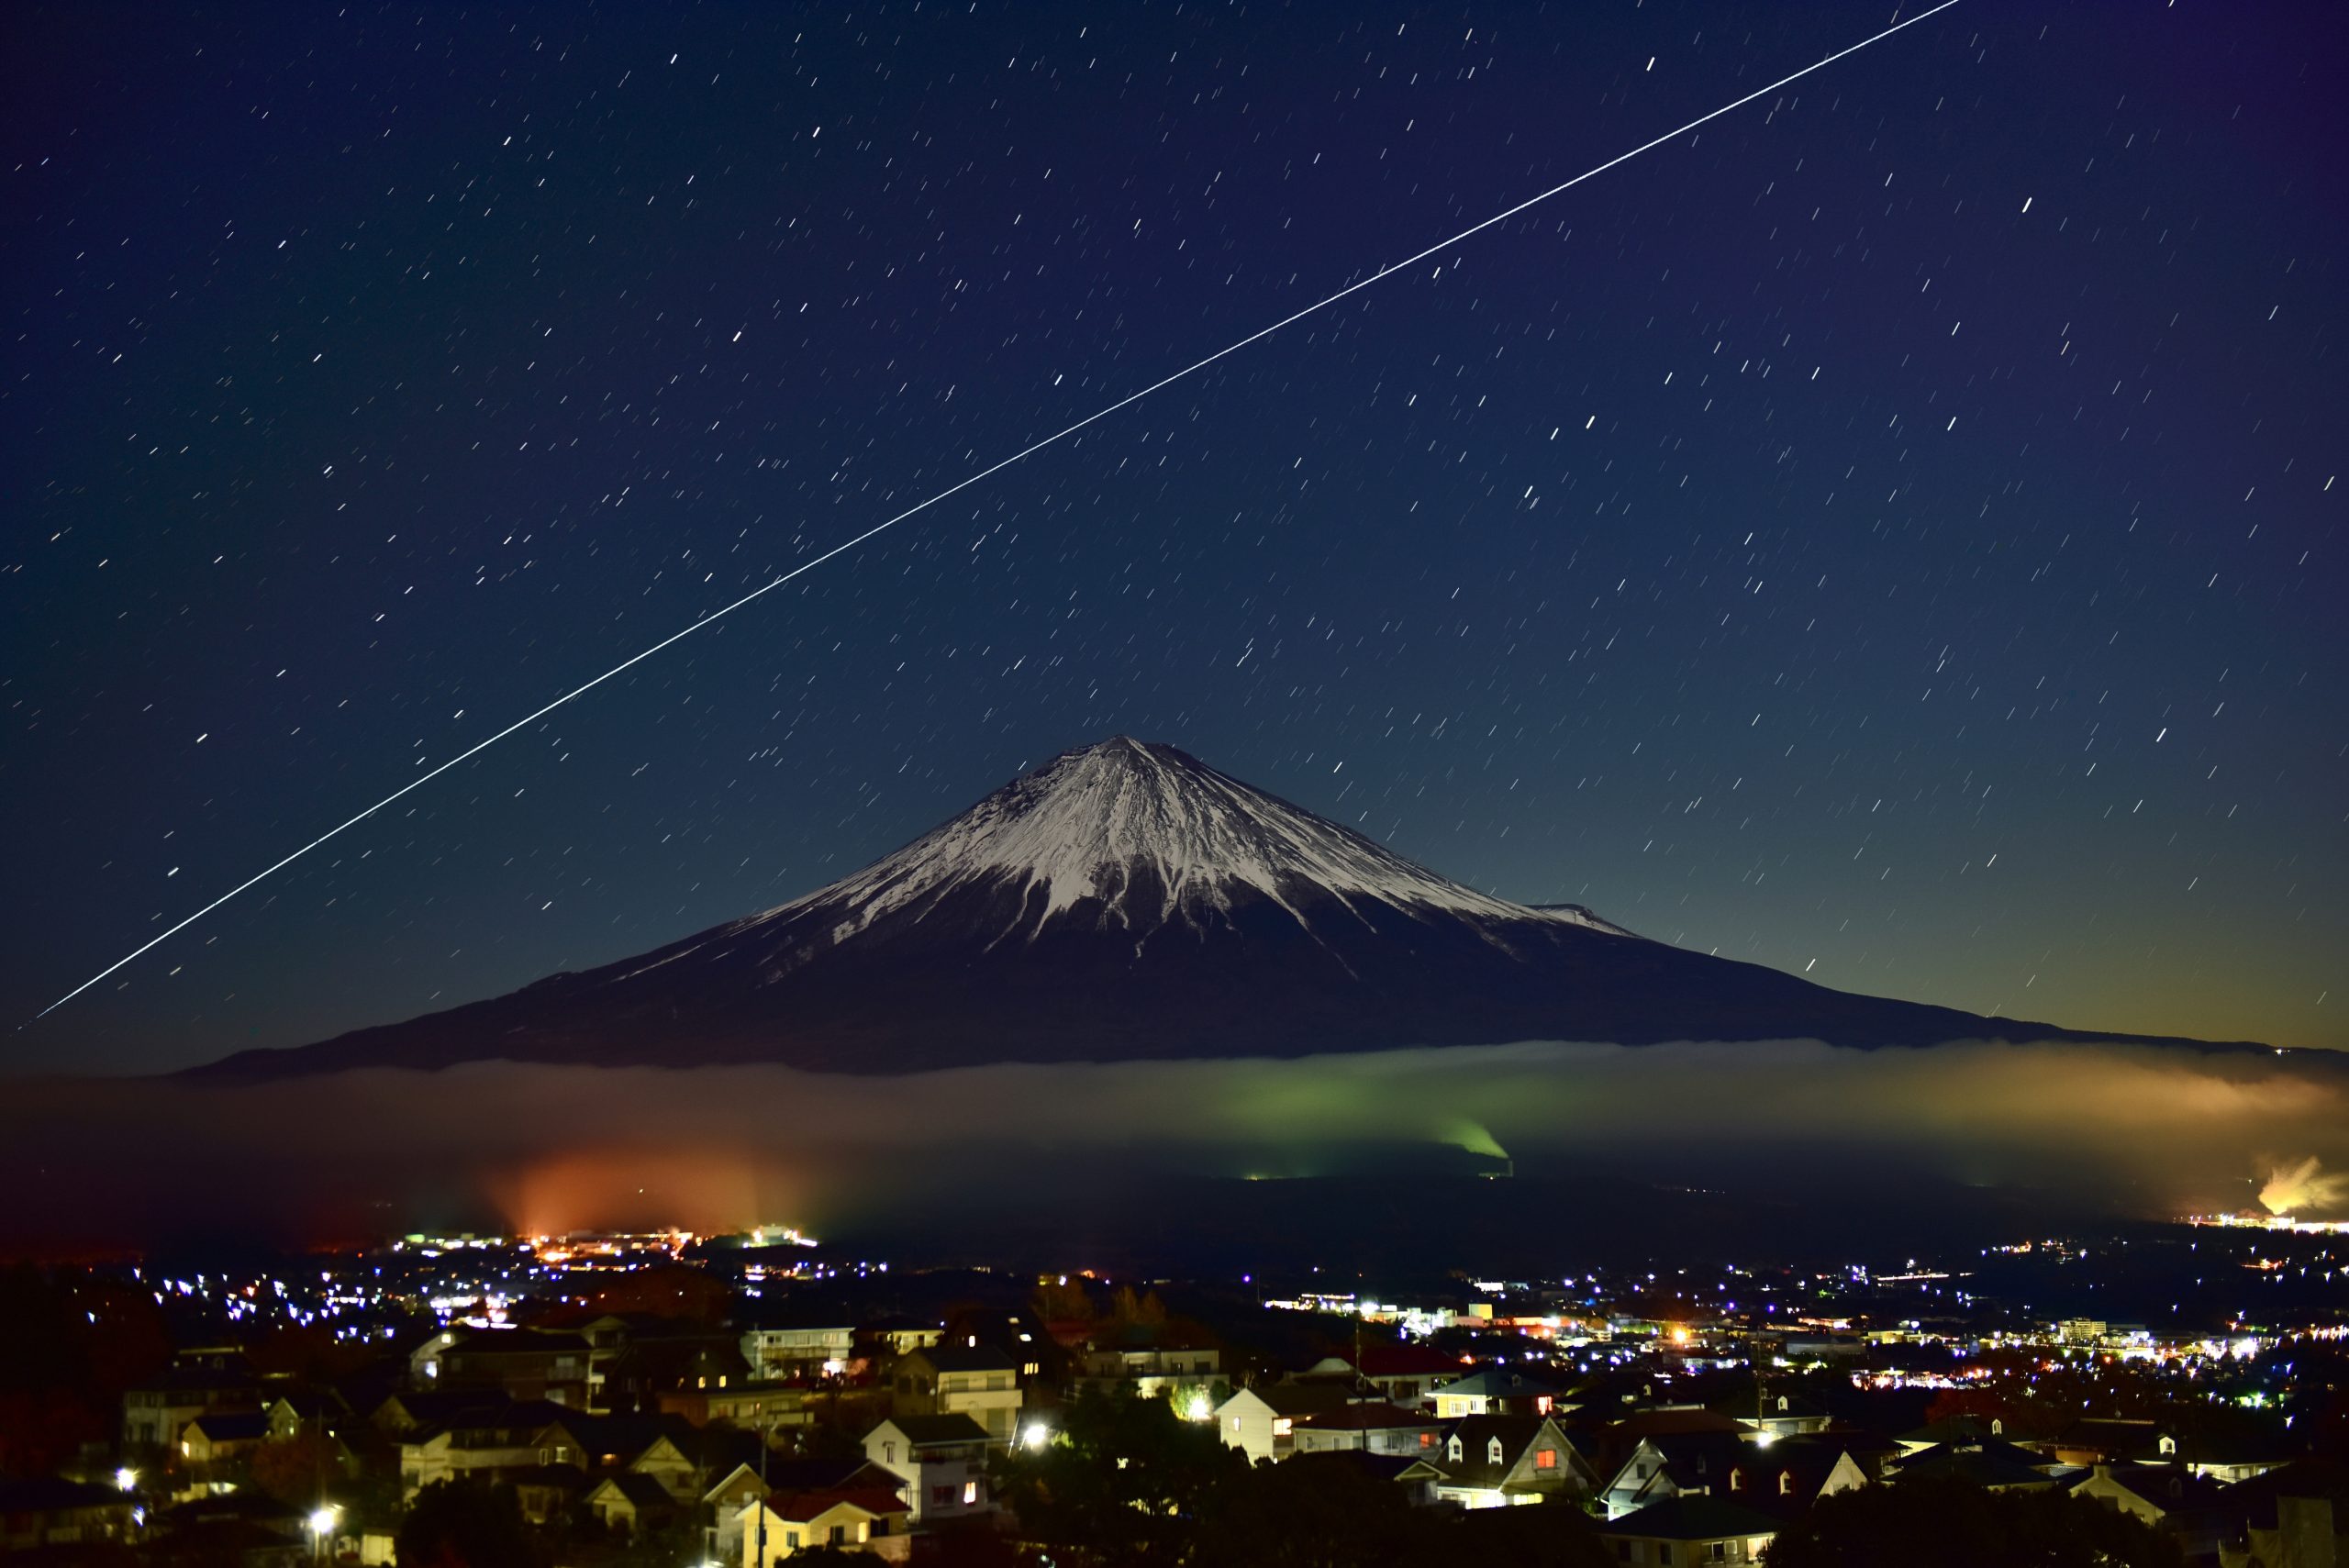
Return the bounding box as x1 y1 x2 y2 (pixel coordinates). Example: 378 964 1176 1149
191 738 2224 1078
796 735 1630 948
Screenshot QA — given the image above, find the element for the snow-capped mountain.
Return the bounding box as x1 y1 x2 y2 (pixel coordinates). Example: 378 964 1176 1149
190 738 2218 1078
739 734 1632 949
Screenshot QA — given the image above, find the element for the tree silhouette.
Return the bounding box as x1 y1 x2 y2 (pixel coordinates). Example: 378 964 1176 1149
1763 1477 2184 1568
395 1478 534 1568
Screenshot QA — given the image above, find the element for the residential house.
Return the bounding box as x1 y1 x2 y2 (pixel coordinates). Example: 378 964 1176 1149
507 1463 591 1526
740 1310 857 1381
369 1389 502 1440
2064 1462 2232 1562
429 1327 593 1407
587 1472 681 1536
1215 1383 1359 1464
1423 1415 1591 1509
182 1410 271 1485
1894 1413 2006 1454
632 1426 762 1505
858 1318 944 1359
1293 1449 1445 1508
1594 1496 1781 1566
1887 1438 2065 1492
393 1399 573 1497
2046 1418 2294 1485
2216 1462 2349 1568
703 1459 900 1565
736 1488 912 1562
662 1379 818 1431
263 1392 348 1443
1290 1404 1446 1458
1073 1341 1222 1405
122 1362 260 1454
1717 1392 1833 1440
863 1414 996 1524
1430 1367 1569 1420
2224 1493 2348 1568
2044 1418 2164 1468
0 1478 137 1553
598 1324 752 1415
1601 1431 1865 1520
891 1345 1022 1443
537 1411 690 1473
151 1492 310 1566
1353 1344 1470 1409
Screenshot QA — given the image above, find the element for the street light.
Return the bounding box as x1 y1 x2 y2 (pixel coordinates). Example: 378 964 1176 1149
307 1505 340 1563
114 1467 138 1493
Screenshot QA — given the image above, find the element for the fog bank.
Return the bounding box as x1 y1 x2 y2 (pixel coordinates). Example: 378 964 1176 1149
5 1038 2343 1255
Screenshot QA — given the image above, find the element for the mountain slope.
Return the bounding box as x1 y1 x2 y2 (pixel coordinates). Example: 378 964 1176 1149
189 738 2243 1078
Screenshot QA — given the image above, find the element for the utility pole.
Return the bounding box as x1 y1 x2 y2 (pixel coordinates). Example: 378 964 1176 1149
751 1412 772 1568
1353 1307 1365 1452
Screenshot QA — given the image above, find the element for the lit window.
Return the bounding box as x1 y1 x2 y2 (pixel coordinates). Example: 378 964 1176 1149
963 1481 978 1505
1536 1449 1557 1471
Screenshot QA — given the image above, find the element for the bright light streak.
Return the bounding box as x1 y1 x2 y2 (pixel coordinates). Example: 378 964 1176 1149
33 0 1960 1021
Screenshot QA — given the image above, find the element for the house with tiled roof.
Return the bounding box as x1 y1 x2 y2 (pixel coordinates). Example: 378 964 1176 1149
2217 1459 2349 1568
891 1345 1022 1443
1595 1495 1780 1566
1601 1430 1866 1520
1430 1367 1570 1420
391 1398 575 1497
2062 1462 2234 1562
864 1413 996 1524
1423 1415 1592 1509
1715 1390 1834 1440
121 1362 260 1454
181 1409 271 1468
1895 1412 2008 1454
734 1486 911 1562
1215 1383 1360 1464
696 1459 897 1562
0 1478 138 1554
1289 1402 1446 1458
1352 1344 1471 1408
586 1472 680 1536
1887 1437 2065 1492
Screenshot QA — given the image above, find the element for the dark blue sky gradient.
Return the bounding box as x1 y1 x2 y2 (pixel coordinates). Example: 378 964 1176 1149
4 0 2343 1072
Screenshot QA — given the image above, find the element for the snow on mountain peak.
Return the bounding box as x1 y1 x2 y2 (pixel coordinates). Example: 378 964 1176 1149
740 737 1627 942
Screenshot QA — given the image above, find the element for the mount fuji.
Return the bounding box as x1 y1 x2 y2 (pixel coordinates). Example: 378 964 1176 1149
189 737 2237 1078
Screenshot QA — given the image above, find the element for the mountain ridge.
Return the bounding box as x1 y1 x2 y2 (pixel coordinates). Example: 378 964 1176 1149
186 737 2259 1078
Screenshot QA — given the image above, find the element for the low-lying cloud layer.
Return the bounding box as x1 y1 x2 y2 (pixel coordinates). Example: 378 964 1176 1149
5 1038 2344 1254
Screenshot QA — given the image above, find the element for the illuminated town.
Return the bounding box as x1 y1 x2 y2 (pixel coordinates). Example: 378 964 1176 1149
9 0 2349 1564
2 1206 2344 1565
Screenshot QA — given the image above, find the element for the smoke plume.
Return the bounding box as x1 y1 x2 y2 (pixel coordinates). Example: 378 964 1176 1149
2259 1155 2349 1216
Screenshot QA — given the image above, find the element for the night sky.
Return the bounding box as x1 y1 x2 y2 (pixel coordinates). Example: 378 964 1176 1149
5 0 2343 1076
